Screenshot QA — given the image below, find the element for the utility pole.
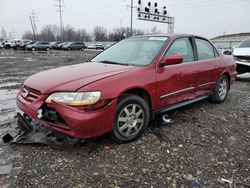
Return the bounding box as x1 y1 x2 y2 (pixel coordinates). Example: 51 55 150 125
130 0 133 35
55 0 64 41
29 16 36 41
127 0 136 36
31 10 37 35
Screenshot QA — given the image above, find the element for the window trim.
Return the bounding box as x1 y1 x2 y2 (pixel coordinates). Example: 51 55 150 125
193 37 220 61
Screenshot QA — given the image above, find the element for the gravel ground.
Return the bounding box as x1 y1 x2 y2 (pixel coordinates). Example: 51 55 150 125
0 50 249 188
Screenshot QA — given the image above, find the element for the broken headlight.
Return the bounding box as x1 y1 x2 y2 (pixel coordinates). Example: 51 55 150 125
45 91 101 106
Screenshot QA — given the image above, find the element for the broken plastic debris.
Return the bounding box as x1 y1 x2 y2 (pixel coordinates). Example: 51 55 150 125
0 165 13 175
165 149 170 155
218 178 233 185
162 114 171 124
2 133 13 143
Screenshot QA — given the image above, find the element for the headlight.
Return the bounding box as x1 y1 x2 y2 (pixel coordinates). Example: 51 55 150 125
45 91 101 106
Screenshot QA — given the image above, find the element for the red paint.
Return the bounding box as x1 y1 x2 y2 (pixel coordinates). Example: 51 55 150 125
16 34 237 139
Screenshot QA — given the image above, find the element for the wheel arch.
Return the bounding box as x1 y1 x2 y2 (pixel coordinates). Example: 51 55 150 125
118 88 152 110
222 72 231 88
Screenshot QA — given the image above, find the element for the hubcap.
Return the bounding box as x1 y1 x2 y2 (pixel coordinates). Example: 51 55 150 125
117 104 145 137
218 79 228 100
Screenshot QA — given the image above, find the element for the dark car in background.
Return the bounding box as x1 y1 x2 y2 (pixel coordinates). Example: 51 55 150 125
62 42 87 51
26 41 52 51
52 42 63 49
19 40 33 50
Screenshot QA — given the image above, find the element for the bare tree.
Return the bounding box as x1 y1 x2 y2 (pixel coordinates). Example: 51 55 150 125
22 31 34 40
108 27 144 41
93 26 107 41
1 27 7 40
39 25 60 41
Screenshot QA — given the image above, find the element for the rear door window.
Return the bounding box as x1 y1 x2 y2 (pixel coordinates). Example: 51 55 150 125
195 38 216 60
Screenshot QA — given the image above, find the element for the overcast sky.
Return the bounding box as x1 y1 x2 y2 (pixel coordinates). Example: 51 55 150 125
0 0 250 39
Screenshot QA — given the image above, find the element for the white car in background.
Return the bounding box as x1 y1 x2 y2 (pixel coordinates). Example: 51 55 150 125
233 38 250 76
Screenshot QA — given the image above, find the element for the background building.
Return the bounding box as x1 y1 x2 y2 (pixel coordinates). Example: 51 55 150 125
211 32 250 50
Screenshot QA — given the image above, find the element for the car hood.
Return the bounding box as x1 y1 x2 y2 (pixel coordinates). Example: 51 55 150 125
233 48 250 56
23 62 134 94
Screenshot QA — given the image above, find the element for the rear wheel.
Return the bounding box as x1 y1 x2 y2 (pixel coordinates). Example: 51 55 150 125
210 75 229 103
31 47 36 51
110 94 150 143
46 47 50 51
67 47 71 51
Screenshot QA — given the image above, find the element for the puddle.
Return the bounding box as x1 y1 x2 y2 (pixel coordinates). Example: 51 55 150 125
0 90 19 125
0 82 20 88
24 57 35 62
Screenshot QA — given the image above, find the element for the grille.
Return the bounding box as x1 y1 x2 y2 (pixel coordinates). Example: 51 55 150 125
21 86 41 103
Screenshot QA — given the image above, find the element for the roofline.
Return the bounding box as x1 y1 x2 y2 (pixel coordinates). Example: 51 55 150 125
211 32 250 40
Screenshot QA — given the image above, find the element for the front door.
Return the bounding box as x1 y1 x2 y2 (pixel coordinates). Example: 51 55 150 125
156 37 198 109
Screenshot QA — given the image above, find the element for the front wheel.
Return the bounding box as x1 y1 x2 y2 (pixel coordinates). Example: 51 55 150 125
210 75 229 103
110 94 150 143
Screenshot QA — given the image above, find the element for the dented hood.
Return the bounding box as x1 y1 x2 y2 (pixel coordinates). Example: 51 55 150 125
23 62 134 94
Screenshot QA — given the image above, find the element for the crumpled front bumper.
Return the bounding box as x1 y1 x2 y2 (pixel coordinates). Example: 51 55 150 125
16 89 118 139
235 60 250 74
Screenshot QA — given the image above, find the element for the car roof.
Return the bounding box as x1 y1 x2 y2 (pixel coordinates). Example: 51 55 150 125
129 33 205 39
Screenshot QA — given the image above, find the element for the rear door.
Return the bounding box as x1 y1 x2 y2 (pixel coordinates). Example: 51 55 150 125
193 37 221 96
156 37 198 109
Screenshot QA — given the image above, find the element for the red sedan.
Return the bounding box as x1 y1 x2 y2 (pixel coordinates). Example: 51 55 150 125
16 34 237 143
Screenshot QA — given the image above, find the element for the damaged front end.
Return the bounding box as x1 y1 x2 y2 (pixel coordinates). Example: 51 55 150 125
16 85 117 140
234 55 250 75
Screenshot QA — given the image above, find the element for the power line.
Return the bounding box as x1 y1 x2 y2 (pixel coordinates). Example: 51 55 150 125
55 0 65 41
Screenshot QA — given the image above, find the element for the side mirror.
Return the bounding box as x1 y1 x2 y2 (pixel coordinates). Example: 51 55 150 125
158 54 183 67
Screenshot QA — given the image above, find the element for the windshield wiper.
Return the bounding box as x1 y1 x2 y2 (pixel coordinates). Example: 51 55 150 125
99 60 129 66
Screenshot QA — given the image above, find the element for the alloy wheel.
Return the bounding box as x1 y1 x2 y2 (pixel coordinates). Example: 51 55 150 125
117 104 145 137
218 78 228 100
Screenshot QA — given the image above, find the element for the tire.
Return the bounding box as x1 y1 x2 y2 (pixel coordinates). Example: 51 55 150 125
46 47 50 51
67 47 71 51
210 75 229 103
110 94 150 143
81 47 84 51
31 47 36 51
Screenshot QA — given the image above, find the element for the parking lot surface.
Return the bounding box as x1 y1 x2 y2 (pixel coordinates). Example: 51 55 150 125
0 50 249 187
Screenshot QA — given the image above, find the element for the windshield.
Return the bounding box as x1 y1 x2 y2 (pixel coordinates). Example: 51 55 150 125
92 37 167 66
238 38 250 48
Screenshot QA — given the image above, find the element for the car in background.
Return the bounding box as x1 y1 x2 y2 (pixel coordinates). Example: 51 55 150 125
56 42 69 50
20 41 35 50
62 42 87 51
3 39 22 49
95 43 104 50
17 39 33 50
52 42 63 50
26 41 51 51
233 37 250 75
104 43 113 50
16 34 236 143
